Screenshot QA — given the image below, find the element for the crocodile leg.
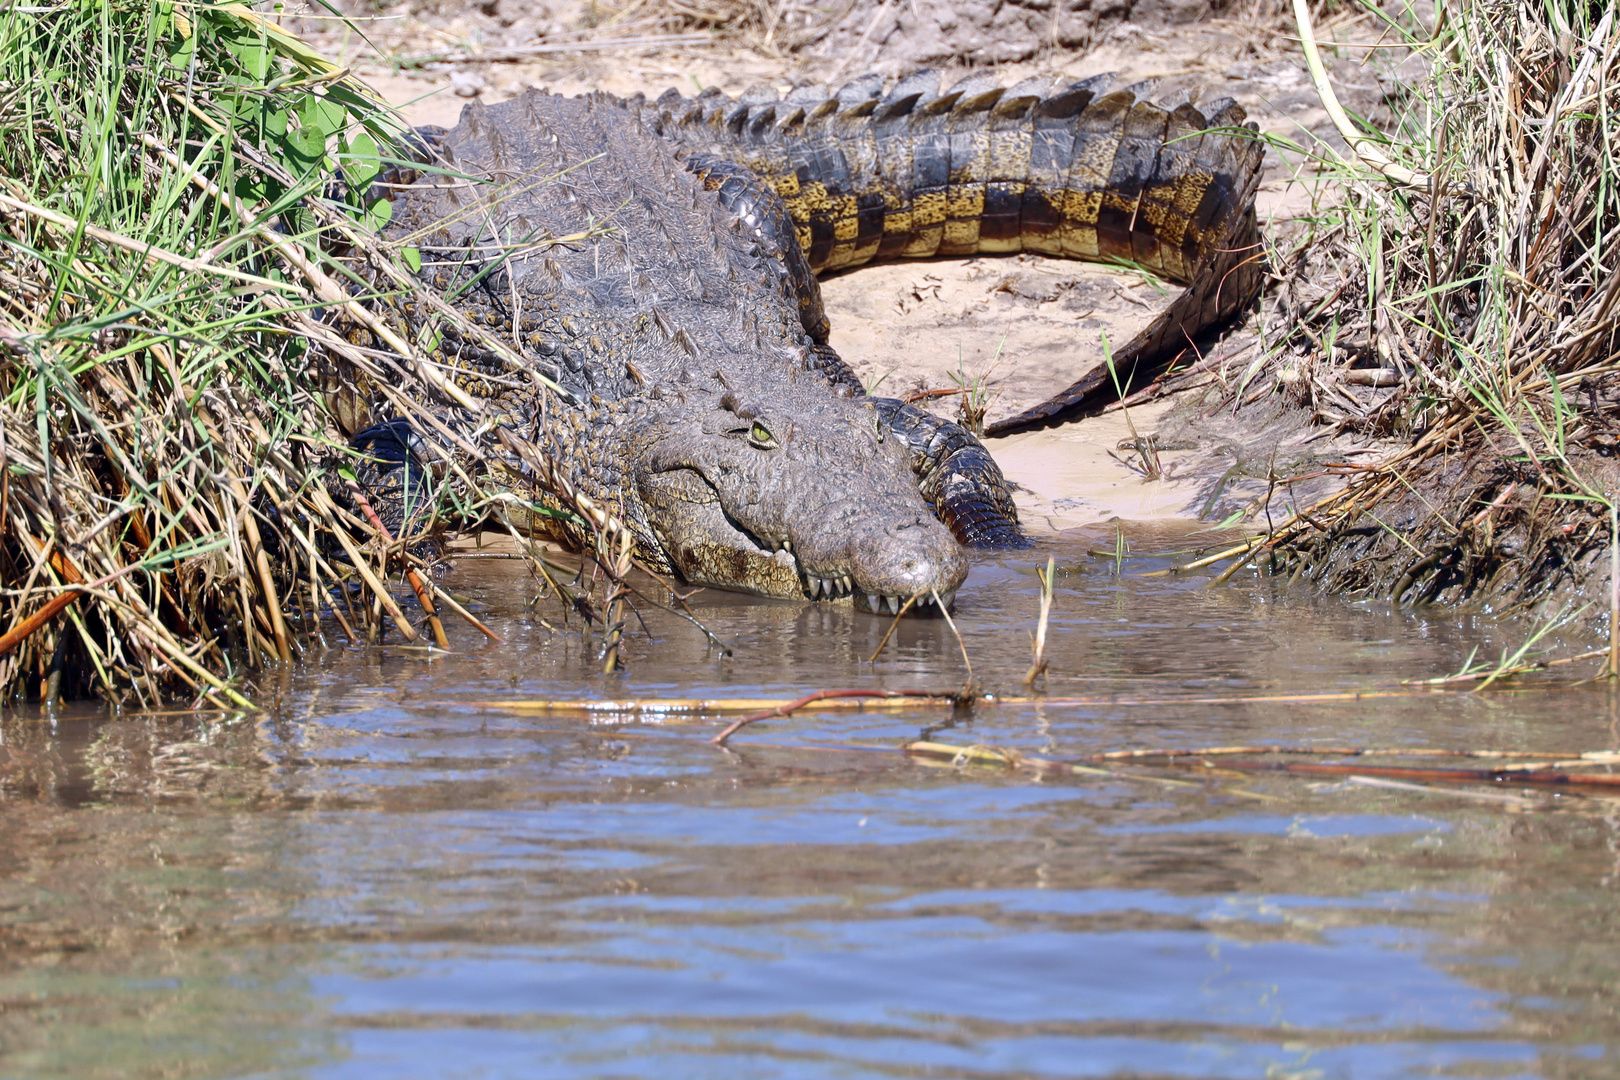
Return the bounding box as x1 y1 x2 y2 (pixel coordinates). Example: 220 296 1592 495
872 398 1029 548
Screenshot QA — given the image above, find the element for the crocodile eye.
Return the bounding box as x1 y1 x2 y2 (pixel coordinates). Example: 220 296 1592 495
748 421 779 449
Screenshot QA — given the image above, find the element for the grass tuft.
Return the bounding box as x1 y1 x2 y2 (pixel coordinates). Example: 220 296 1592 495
1219 0 1620 626
0 0 617 706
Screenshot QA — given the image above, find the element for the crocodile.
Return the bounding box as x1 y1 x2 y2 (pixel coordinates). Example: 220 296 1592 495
352 71 1264 614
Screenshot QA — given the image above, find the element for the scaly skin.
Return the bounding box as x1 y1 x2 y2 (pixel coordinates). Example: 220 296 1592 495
355 73 1263 612
631 70 1266 431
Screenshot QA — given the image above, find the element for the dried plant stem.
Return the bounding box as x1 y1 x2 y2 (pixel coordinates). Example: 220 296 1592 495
599 524 636 673
711 688 959 745
0 590 82 659
866 594 918 663
1022 557 1054 686
934 587 974 692
1610 501 1619 677
228 477 293 665
343 480 451 649
1291 0 1427 188
310 488 419 642
423 581 504 644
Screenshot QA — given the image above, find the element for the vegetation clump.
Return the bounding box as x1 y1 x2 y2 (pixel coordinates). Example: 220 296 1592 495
0 0 613 707
1227 0 1620 625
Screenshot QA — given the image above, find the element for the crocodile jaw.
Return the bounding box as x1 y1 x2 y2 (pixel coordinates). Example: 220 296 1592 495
638 467 966 610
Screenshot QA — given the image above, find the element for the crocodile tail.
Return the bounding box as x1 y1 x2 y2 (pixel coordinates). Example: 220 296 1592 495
984 206 1263 433
632 72 1265 285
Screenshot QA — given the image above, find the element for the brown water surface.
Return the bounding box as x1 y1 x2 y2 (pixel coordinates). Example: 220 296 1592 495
2 525 1618 1079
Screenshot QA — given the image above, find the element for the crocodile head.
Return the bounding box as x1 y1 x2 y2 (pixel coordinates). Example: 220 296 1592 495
634 384 967 613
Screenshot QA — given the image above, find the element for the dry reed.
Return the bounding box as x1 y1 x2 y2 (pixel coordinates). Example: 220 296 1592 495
0 1 626 706
1215 0 1620 625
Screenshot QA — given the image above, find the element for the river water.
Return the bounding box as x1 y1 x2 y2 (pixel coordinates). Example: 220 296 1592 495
2 524 1618 1079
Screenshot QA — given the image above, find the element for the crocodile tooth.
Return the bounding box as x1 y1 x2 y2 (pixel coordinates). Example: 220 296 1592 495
807 577 822 598
884 596 899 614
819 577 833 598
865 593 879 612
782 539 791 552
842 575 853 593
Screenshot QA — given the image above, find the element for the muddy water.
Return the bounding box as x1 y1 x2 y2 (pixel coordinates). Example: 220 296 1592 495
3 525 1619 1079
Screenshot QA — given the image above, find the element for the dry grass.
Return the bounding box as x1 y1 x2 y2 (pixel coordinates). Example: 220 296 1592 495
1206 0 1620 623
0 1 631 707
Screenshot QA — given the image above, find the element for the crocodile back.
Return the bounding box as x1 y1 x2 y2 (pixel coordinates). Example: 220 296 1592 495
383 92 816 404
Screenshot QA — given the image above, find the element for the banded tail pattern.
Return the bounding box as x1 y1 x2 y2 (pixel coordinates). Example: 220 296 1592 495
623 71 1267 431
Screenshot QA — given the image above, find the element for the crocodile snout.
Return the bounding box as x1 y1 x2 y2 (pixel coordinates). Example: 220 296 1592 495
844 513 966 615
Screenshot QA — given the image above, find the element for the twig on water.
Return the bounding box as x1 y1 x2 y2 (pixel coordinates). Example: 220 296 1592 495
909 738 1620 800
711 688 959 746
934 587 975 694
1022 556 1055 687
1143 534 1269 576
344 479 450 649
1157 755 1620 792
423 579 503 644
1406 647 1606 687
867 593 918 663
905 740 1217 792
458 691 955 719
1608 500 1619 677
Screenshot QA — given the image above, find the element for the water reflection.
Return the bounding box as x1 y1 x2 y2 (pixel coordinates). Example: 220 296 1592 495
0 524 1617 1078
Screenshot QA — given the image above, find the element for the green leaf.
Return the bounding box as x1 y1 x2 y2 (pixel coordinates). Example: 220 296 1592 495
282 125 326 176
363 197 393 231
264 101 291 139
233 172 273 206
341 131 383 193
167 31 196 71
285 205 320 239
298 93 348 140
222 30 274 82
401 246 421 272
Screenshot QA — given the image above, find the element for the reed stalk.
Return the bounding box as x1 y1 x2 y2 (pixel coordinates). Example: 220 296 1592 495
0 1 623 704
1201 0 1620 627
